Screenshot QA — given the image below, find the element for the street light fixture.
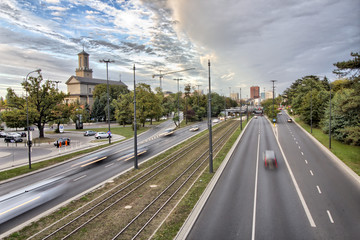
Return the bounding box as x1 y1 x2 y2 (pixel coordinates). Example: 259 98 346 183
100 59 114 144
26 69 41 169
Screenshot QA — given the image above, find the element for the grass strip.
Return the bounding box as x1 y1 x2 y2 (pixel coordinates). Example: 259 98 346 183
295 117 360 176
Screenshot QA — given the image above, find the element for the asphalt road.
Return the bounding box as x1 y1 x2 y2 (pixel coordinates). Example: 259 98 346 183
0 119 209 236
186 114 360 239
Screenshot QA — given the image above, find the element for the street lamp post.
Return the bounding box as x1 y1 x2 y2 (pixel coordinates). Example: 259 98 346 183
133 64 138 169
271 80 277 122
174 78 183 127
208 60 213 173
26 69 41 169
240 87 242 130
100 59 114 144
329 82 332 149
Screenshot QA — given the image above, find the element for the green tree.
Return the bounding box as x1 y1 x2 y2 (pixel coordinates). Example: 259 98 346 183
113 92 133 127
1 109 26 129
6 75 67 138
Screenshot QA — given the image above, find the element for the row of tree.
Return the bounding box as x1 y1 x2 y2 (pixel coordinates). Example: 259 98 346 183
283 52 360 146
0 74 238 138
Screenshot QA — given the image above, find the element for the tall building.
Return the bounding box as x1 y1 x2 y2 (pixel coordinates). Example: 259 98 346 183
265 90 273 99
230 92 239 101
250 86 260 99
65 50 126 107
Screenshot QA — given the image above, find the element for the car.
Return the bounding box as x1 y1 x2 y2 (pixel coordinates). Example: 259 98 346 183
0 132 6 138
213 119 220 123
54 137 70 147
287 118 293 123
84 130 96 136
4 135 23 143
189 125 199 132
20 132 27 137
254 116 258 119
161 128 175 136
264 150 277 169
6 132 22 138
95 132 111 139
24 126 35 131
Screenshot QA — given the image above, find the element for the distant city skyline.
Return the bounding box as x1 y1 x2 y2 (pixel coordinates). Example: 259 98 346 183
0 0 358 98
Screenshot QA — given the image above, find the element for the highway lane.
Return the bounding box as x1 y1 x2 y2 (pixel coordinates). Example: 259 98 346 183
277 111 360 239
0 119 208 235
187 116 316 239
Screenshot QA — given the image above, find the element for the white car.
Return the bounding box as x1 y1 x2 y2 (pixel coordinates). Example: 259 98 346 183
95 132 111 139
189 125 199 132
6 132 22 138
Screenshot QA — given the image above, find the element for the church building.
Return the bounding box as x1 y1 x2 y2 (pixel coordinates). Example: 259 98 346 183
65 50 126 107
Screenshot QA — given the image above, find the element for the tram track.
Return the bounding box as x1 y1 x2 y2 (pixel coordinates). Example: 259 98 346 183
28 120 239 240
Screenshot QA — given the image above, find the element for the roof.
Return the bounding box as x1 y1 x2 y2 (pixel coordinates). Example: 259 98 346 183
66 76 127 86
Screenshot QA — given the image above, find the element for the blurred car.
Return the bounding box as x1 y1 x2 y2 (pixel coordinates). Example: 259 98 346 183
254 116 258 119
19 132 27 137
54 137 70 147
95 132 111 139
189 125 199 132
84 130 96 136
287 118 293 123
4 135 23 143
264 150 277 169
24 126 35 131
0 132 6 138
213 119 220 123
161 128 175 136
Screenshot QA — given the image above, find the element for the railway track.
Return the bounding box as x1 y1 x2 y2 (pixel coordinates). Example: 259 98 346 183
29 120 239 240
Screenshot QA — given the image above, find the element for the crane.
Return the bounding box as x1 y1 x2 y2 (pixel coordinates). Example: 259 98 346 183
152 68 195 90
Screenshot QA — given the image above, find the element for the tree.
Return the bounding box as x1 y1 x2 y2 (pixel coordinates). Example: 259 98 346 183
113 92 133 127
1 109 26 129
6 75 67 138
333 52 360 78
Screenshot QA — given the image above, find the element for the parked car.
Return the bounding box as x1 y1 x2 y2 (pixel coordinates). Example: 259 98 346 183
24 126 35 131
54 137 71 147
4 135 23 143
6 132 22 138
20 132 27 137
0 132 6 138
95 132 111 139
264 150 277 169
84 130 96 136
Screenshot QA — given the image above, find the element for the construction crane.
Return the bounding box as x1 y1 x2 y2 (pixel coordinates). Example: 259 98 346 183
152 68 195 90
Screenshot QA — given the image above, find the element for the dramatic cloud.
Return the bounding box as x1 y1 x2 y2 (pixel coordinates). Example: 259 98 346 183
0 0 358 97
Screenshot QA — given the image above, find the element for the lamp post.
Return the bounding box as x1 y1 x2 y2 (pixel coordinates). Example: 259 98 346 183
26 69 41 169
174 78 183 127
240 87 242 130
208 60 213 173
271 80 276 122
100 59 114 144
329 81 332 149
133 64 138 169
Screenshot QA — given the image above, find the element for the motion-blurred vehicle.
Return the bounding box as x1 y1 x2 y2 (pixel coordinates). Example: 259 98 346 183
287 118 293 123
213 119 220 123
95 132 111 139
264 150 277 169
254 116 258 119
161 128 175 136
84 130 96 136
0 177 68 224
189 125 199 132
54 137 70 146
6 132 21 138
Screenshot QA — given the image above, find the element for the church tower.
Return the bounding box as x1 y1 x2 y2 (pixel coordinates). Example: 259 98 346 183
75 50 93 78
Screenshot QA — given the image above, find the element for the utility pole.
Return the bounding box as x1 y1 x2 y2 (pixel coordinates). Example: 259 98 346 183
133 64 138 169
271 80 277 123
100 59 114 144
240 87 242 131
208 60 213 173
174 78 183 127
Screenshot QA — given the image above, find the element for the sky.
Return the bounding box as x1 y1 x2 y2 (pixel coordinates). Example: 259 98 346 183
0 0 359 99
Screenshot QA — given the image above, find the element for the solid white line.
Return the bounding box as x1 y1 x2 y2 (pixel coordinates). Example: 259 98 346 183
273 127 316 227
310 170 314 176
317 185 322 194
73 175 87 182
251 129 261 240
327 210 334 223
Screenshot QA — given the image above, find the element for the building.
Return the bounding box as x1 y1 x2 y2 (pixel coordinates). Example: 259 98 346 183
65 50 126 107
265 90 273 99
250 86 260 99
230 92 239 101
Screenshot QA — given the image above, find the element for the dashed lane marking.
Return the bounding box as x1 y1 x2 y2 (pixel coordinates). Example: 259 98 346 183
310 170 314 176
73 175 87 182
317 185 322 194
327 210 334 223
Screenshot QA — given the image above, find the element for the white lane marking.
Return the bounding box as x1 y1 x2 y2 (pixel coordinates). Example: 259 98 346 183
310 170 314 176
301 152 304 155
105 163 115 168
305 160 308 164
274 130 316 227
327 210 334 223
73 175 87 182
317 185 322 194
251 127 261 240
296 141 298 145
294 138 296 141
299 146 301 149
